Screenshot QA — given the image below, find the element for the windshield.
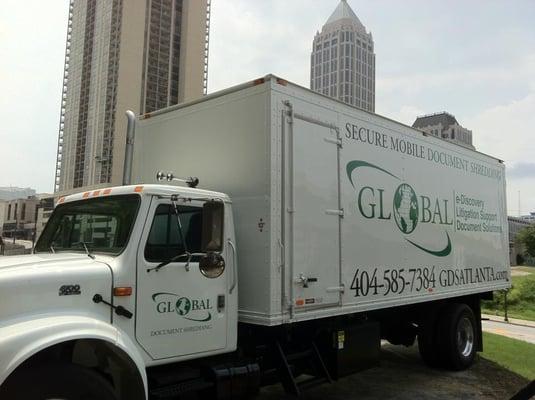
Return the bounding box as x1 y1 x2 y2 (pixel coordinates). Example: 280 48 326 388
35 194 140 256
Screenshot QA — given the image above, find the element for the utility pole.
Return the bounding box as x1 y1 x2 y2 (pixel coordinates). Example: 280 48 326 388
13 206 18 244
504 290 509 322
518 190 521 217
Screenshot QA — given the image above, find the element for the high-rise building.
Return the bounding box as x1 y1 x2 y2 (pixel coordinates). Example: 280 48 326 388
0 187 36 201
310 0 375 112
55 0 211 193
412 112 475 150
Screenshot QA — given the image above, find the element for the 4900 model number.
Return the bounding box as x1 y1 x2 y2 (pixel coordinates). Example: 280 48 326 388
349 266 508 297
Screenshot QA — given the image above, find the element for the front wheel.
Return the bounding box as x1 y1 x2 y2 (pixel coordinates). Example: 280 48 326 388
0 363 117 400
438 303 478 370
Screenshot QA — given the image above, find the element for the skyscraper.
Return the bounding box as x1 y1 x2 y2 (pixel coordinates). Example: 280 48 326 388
55 0 211 192
310 0 375 112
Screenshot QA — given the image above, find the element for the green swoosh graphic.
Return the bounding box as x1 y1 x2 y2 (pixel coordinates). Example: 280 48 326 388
346 160 400 187
152 292 179 302
405 231 452 257
184 313 212 322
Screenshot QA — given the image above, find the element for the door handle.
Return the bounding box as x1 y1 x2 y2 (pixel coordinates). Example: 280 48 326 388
295 274 318 288
228 239 237 294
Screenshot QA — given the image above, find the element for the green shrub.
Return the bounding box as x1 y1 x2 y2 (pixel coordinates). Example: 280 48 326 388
482 272 535 321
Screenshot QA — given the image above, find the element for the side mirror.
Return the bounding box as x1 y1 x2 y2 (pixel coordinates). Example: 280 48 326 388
201 201 224 253
199 253 225 278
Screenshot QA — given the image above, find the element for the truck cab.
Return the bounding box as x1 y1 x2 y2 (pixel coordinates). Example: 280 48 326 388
0 184 238 399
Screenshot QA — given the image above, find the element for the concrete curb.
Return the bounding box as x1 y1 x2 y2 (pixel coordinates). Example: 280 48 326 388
482 314 535 329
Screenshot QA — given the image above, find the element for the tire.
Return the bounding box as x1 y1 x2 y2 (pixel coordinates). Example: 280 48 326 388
0 363 117 400
417 310 442 368
437 303 478 371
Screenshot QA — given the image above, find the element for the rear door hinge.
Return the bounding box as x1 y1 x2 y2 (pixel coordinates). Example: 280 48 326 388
325 209 344 217
324 137 342 147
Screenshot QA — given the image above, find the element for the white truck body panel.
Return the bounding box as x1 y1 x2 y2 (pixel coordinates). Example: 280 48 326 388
132 76 510 326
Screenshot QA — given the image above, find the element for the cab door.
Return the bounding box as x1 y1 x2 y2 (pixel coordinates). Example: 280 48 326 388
135 198 229 360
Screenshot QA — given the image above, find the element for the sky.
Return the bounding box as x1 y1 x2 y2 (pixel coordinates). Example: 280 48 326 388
1 0 535 215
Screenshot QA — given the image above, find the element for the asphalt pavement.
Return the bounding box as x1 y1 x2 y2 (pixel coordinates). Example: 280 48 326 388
258 344 528 399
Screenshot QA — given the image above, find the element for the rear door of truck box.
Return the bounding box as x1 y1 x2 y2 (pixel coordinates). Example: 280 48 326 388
281 101 344 312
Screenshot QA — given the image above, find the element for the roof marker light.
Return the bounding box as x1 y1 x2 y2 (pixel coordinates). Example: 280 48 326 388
134 186 144 193
82 192 90 198
103 188 112 195
93 190 101 196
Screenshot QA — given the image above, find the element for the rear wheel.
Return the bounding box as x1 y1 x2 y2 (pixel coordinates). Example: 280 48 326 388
438 303 477 370
0 363 117 400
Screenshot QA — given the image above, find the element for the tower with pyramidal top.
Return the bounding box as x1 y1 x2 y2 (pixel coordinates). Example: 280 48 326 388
310 0 375 112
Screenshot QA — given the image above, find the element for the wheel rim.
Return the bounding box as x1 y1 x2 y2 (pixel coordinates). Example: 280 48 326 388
457 316 474 357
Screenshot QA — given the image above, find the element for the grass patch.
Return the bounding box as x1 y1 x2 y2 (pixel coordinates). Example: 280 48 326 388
481 332 535 380
482 307 535 322
482 272 535 322
516 266 535 273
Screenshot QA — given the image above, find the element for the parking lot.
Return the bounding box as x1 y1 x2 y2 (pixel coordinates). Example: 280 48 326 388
259 344 529 400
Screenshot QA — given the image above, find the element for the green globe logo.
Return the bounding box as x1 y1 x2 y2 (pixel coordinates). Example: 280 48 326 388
175 297 191 316
393 183 419 234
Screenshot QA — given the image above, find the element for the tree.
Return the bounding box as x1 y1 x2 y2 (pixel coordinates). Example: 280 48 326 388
516 225 535 258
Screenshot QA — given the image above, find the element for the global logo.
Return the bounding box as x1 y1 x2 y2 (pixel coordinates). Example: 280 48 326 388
347 160 452 257
153 292 212 322
393 183 418 234
175 297 191 316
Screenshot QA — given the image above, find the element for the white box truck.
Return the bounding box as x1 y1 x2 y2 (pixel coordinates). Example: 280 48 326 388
0 76 510 399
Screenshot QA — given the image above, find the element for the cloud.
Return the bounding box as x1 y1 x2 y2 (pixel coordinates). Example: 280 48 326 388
2 0 535 200
467 92 535 163
507 163 535 180
378 105 425 127
463 92 535 214
0 0 68 193
208 1 312 91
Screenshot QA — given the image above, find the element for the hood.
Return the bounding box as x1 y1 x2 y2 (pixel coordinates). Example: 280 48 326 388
0 252 114 324
0 253 94 270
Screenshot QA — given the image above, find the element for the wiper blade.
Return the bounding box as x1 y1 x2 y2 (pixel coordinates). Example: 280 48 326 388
73 241 95 260
147 252 205 273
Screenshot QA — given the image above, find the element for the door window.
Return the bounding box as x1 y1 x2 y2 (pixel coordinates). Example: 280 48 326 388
144 204 203 262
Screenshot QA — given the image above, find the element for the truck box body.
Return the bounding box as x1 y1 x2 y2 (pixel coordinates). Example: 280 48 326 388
131 75 510 326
